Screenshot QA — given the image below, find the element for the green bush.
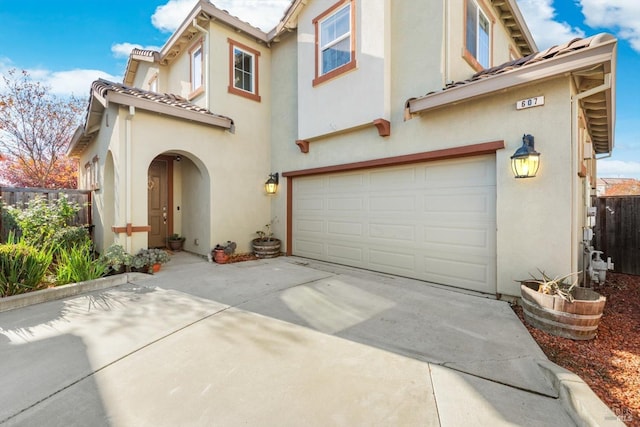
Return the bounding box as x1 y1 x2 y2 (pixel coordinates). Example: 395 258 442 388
56 242 108 286
52 226 91 253
5 195 81 248
0 240 53 297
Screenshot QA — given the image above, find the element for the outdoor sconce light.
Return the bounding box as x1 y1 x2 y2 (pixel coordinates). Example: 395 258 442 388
511 134 540 178
265 172 279 194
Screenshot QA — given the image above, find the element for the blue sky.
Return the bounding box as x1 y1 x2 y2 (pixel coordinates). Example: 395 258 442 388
0 0 638 178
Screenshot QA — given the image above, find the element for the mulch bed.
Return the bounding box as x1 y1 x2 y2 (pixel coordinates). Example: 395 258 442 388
220 253 259 263
513 272 640 425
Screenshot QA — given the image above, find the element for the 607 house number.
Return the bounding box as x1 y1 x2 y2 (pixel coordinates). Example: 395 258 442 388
516 96 545 110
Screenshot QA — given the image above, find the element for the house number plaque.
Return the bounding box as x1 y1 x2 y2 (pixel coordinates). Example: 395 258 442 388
516 96 545 110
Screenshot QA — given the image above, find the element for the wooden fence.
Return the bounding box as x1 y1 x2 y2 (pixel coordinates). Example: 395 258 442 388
0 187 92 242
595 195 640 276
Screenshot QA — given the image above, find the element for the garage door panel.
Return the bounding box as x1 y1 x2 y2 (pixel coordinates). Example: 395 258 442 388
370 223 416 242
370 167 417 187
423 255 492 292
297 177 325 192
296 198 324 211
425 158 495 188
292 155 497 293
423 226 489 248
370 249 416 272
297 219 324 233
423 193 491 214
328 197 364 211
327 244 363 263
327 220 363 237
328 173 365 190
294 239 325 257
370 195 417 213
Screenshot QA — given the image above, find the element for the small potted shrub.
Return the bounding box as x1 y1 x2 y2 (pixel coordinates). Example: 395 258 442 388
212 241 236 264
167 233 186 251
133 248 170 273
100 244 133 275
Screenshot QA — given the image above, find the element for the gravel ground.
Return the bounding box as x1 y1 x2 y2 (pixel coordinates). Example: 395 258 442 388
514 272 640 426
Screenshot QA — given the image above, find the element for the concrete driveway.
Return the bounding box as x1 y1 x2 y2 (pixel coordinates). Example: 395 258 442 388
0 253 620 426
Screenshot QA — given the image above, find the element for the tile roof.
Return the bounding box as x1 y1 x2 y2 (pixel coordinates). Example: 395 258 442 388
409 33 616 154
68 80 234 157
91 79 230 121
130 48 158 59
439 35 603 93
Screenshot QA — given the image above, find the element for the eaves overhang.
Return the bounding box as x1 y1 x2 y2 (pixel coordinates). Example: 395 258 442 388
408 34 617 153
67 79 234 158
159 0 269 65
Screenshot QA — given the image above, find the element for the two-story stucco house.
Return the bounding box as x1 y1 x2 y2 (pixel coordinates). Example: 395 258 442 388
68 0 617 297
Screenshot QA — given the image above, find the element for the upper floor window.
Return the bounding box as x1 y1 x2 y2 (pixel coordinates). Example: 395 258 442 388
312 0 356 86
228 38 261 102
189 39 204 98
465 0 491 70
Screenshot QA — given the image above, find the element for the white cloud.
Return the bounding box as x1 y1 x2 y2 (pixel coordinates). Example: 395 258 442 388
1 57 119 98
27 68 120 97
516 0 585 50
598 159 640 179
111 42 162 59
152 0 198 33
151 0 291 33
580 0 640 52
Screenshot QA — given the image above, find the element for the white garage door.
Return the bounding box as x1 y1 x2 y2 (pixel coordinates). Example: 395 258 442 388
292 155 497 293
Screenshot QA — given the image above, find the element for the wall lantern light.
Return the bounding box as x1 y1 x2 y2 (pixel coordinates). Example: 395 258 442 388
511 134 540 178
265 172 279 194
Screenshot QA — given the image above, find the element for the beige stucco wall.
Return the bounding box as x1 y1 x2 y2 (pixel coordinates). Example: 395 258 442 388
131 62 160 91
296 0 391 140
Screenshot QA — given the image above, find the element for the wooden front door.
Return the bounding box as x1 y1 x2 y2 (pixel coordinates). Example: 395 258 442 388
148 159 169 248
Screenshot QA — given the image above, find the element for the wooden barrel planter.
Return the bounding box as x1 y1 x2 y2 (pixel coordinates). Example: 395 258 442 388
252 238 281 258
520 281 606 340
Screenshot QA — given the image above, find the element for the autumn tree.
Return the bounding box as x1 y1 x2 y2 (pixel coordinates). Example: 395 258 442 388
0 69 86 188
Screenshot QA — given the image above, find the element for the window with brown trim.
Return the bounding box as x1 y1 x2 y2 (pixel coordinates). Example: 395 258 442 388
189 39 204 98
312 0 356 86
464 0 492 71
227 38 261 102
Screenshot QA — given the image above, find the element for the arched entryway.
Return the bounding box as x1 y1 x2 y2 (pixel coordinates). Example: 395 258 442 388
147 152 210 255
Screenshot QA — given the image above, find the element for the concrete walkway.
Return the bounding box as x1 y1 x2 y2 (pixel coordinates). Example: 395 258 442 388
0 253 622 426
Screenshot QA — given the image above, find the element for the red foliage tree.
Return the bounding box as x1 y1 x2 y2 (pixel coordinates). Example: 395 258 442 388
0 69 85 188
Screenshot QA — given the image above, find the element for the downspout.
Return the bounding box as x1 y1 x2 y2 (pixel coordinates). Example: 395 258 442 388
125 105 135 253
571 73 612 276
193 19 210 110
443 0 449 85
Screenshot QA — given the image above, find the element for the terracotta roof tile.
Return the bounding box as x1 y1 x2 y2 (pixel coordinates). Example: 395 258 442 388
442 35 605 91
92 79 231 121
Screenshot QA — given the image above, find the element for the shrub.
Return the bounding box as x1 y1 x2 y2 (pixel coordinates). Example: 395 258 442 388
5 195 81 248
56 242 108 285
132 248 170 271
0 239 53 297
52 226 91 253
99 244 133 273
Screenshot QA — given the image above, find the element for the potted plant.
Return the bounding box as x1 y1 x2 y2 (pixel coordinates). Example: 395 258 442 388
252 222 281 258
100 244 133 275
519 270 606 340
167 233 185 251
212 241 236 264
133 248 170 273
